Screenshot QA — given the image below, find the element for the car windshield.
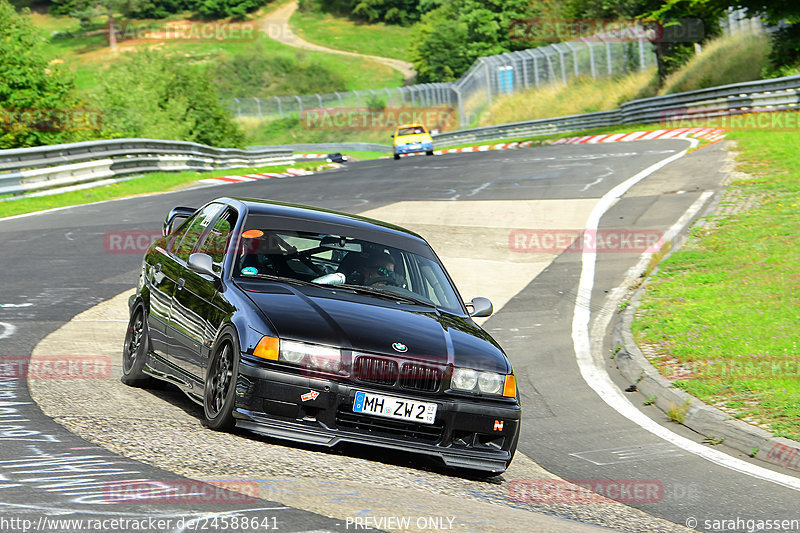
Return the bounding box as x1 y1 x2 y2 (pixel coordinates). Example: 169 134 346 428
397 126 425 136
233 227 463 314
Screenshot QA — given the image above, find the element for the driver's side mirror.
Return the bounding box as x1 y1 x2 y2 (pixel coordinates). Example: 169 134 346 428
187 253 217 278
163 206 196 237
466 297 493 318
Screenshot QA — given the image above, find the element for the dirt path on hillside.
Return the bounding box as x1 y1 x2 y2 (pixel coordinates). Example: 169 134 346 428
262 1 416 83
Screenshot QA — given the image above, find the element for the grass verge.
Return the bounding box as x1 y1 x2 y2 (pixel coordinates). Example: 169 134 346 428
632 122 800 441
289 7 411 60
0 163 314 219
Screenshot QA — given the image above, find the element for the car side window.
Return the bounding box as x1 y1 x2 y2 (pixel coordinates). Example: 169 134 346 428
198 208 237 263
174 204 224 262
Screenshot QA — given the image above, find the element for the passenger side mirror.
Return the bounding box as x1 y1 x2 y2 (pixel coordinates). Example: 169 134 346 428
187 253 217 278
466 297 493 318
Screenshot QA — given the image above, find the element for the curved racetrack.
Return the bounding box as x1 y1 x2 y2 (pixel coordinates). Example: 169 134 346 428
1 140 798 533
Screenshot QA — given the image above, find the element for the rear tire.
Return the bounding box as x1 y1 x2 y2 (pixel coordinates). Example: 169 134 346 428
121 307 155 388
203 335 239 431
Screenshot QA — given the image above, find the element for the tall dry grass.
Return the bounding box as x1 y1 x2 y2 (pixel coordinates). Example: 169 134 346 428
478 69 656 126
659 31 771 95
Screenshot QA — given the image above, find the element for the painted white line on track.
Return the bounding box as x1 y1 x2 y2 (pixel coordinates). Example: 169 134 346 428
571 136 800 491
0 322 16 340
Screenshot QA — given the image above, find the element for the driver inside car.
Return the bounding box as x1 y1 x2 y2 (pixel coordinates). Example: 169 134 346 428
360 251 397 286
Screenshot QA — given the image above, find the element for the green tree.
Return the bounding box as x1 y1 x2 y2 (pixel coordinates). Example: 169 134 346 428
94 51 244 147
66 0 144 48
409 0 538 82
0 0 84 148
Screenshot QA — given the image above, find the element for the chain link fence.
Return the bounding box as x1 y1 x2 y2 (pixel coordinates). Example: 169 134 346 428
226 26 660 129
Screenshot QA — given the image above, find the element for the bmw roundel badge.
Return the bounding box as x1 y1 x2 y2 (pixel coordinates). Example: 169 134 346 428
392 342 408 353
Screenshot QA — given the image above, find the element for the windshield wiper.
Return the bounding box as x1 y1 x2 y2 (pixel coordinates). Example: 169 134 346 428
338 284 436 307
236 273 318 287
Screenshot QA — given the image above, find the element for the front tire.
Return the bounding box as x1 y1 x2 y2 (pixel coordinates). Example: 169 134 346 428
426 150 434 156
393 153 400 160
203 335 239 431
121 307 155 387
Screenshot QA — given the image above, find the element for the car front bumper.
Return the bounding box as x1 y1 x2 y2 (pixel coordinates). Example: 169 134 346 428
235 356 521 473
394 142 434 155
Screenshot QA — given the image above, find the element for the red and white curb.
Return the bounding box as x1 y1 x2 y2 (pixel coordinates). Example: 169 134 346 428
198 167 316 186
550 127 726 145
381 140 536 159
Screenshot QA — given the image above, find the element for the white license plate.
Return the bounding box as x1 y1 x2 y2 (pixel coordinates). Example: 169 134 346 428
353 391 437 425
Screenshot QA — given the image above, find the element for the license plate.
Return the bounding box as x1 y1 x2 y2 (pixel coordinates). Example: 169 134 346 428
353 391 437 425
409 143 421 149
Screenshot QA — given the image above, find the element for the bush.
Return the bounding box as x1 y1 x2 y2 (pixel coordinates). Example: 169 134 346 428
768 24 800 76
94 50 244 147
196 0 266 20
0 0 86 148
213 42 348 97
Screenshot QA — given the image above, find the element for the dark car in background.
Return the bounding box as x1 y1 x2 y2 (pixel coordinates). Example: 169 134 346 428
122 197 520 474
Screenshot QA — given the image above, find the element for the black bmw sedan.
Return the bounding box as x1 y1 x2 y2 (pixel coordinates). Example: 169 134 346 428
123 197 520 474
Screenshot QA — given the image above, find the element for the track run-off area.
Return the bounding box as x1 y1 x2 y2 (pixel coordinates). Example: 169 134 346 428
1 137 798 533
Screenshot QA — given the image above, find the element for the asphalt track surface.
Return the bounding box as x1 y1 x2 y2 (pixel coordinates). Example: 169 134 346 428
1 141 799 532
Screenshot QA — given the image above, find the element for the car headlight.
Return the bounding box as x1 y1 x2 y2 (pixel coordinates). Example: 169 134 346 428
451 367 516 397
253 337 343 374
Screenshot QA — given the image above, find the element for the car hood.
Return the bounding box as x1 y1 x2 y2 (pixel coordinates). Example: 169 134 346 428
238 281 509 373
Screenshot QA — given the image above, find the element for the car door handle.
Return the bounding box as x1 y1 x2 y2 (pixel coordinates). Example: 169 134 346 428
177 278 185 290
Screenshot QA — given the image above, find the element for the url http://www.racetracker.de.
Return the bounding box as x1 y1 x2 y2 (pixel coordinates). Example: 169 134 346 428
0 515 280 532
686 516 800 532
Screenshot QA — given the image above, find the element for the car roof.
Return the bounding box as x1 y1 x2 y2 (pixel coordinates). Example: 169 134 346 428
395 123 426 130
219 197 426 242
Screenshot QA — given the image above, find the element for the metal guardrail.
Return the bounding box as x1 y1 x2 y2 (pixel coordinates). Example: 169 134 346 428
3 74 799 197
431 74 800 145
432 110 621 146
247 142 392 153
0 139 293 196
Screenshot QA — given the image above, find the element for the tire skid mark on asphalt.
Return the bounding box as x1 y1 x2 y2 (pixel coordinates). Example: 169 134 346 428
571 135 800 491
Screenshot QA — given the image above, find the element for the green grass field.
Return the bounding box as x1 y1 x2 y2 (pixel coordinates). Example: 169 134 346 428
632 123 800 440
289 8 412 60
31 10 402 96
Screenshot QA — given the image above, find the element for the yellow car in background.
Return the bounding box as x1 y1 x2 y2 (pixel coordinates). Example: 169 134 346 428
392 123 434 160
